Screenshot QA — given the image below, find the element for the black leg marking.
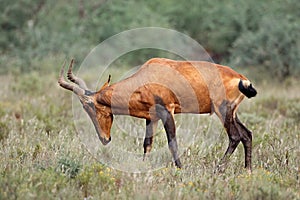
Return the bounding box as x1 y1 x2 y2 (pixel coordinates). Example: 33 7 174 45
216 108 241 172
143 120 157 161
156 104 182 168
217 112 253 173
215 101 253 172
236 116 252 171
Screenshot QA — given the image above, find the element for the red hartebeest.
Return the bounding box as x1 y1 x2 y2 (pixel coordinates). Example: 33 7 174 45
58 58 257 171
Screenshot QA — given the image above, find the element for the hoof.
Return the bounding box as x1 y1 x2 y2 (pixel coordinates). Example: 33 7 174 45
175 159 182 169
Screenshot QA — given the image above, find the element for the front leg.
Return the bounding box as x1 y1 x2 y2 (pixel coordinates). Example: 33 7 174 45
143 119 158 160
163 112 182 168
155 104 182 168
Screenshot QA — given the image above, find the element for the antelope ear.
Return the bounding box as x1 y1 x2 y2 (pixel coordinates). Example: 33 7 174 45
98 75 111 91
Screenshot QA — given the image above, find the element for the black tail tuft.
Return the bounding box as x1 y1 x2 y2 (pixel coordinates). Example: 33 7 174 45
238 80 257 98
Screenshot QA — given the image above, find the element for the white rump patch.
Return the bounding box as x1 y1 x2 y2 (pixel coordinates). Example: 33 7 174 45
242 80 251 88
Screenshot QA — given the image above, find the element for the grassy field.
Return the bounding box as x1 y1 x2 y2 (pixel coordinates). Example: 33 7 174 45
0 61 299 199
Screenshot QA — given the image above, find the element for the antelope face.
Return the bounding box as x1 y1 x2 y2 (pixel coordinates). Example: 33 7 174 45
58 59 112 145
80 95 113 145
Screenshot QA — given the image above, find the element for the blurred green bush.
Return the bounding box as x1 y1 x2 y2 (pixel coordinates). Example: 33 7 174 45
0 0 299 78
230 2 300 78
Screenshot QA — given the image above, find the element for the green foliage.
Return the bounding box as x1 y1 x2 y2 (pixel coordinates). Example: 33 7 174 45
0 0 171 72
0 0 45 50
1 0 299 78
153 1 269 59
82 0 170 43
77 163 116 197
56 157 81 179
231 10 300 78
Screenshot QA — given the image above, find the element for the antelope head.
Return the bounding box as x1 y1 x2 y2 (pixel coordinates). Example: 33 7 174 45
58 59 113 145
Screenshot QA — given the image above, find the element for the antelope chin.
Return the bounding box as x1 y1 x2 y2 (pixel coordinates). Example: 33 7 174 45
100 136 111 145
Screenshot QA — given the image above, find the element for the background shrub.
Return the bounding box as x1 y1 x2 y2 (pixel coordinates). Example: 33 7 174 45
230 10 300 78
0 0 299 78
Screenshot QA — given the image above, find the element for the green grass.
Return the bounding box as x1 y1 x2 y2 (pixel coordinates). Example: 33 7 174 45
0 62 299 199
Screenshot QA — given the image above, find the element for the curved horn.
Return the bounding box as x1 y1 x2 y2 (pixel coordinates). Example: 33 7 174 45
58 60 85 96
67 59 88 90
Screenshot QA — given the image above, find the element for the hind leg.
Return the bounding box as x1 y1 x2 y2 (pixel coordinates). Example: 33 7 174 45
217 112 252 172
236 116 252 172
216 107 241 172
143 119 158 160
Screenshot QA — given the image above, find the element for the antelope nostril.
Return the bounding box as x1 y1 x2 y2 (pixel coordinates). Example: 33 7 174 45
109 136 111 142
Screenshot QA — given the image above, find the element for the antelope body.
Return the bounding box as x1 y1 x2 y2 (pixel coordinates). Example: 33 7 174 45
58 58 257 171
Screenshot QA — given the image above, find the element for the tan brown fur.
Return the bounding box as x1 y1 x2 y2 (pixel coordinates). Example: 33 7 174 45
58 58 256 170
97 58 250 121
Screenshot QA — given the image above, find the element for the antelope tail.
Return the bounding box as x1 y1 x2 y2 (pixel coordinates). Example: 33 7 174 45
238 79 257 98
